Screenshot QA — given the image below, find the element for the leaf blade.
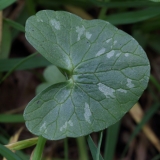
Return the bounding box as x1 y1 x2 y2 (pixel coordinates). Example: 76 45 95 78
87 135 104 160
4 18 25 32
0 144 22 160
24 10 150 140
0 0 16 10
106 7 160 25
0 114 24 123
0 56 51 72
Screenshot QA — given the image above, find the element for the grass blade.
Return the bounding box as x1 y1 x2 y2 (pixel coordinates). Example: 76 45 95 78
0 0 16 10
76 136 89 160
87 135 104 160
96 131 103 160
11 7 29 40
32 136 46 160
106 7 160 25
0 55 51 72
4 18 25 32
0 134 8 144
150 75 160 91
15 151 29 160
104 121 121 160
0 52 38 84
5 137 38 150
150 0 160 2
121 102 160 159
38 0 90 7
0 114 24 123
0 21 11 59
88 0 160 8
0 143 21 160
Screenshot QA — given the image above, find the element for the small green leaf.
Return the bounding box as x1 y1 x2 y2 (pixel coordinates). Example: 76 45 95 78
43 65 66 84
24 10 150 140
36 83 52 94
36 65 66 94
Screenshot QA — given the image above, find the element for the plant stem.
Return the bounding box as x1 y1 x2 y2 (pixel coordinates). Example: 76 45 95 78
0 52 38 84
64 138 68 160
98 0 110 19
76 136 89 160
87 135 104 160
104 121 121 160
98 8 107 20
96 131 103 160
32 136 46 160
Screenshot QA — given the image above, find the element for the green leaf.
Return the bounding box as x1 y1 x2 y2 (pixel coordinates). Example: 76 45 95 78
0 134 8 144
87 135 104 160
0 21 12 59
0 144 22 160
36 83 52 94
32 136 46 160
88 0 160 8
150 0 160 2
106 7 160 25
38 0 91 8
104 121 121 160
0 114 24 123
96 131 103 160
76 136 89 160
5 137 38 150
4 18 25 32
121 102 160 158
0 0 16 10
43 65 66 83
15 151 29 160
0 56 51 72
150 75 160 91
24 10 150 140
0 53 38 84
36 65 66 94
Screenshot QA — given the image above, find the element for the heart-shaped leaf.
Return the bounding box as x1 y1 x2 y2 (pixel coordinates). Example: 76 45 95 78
24 10 150 140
